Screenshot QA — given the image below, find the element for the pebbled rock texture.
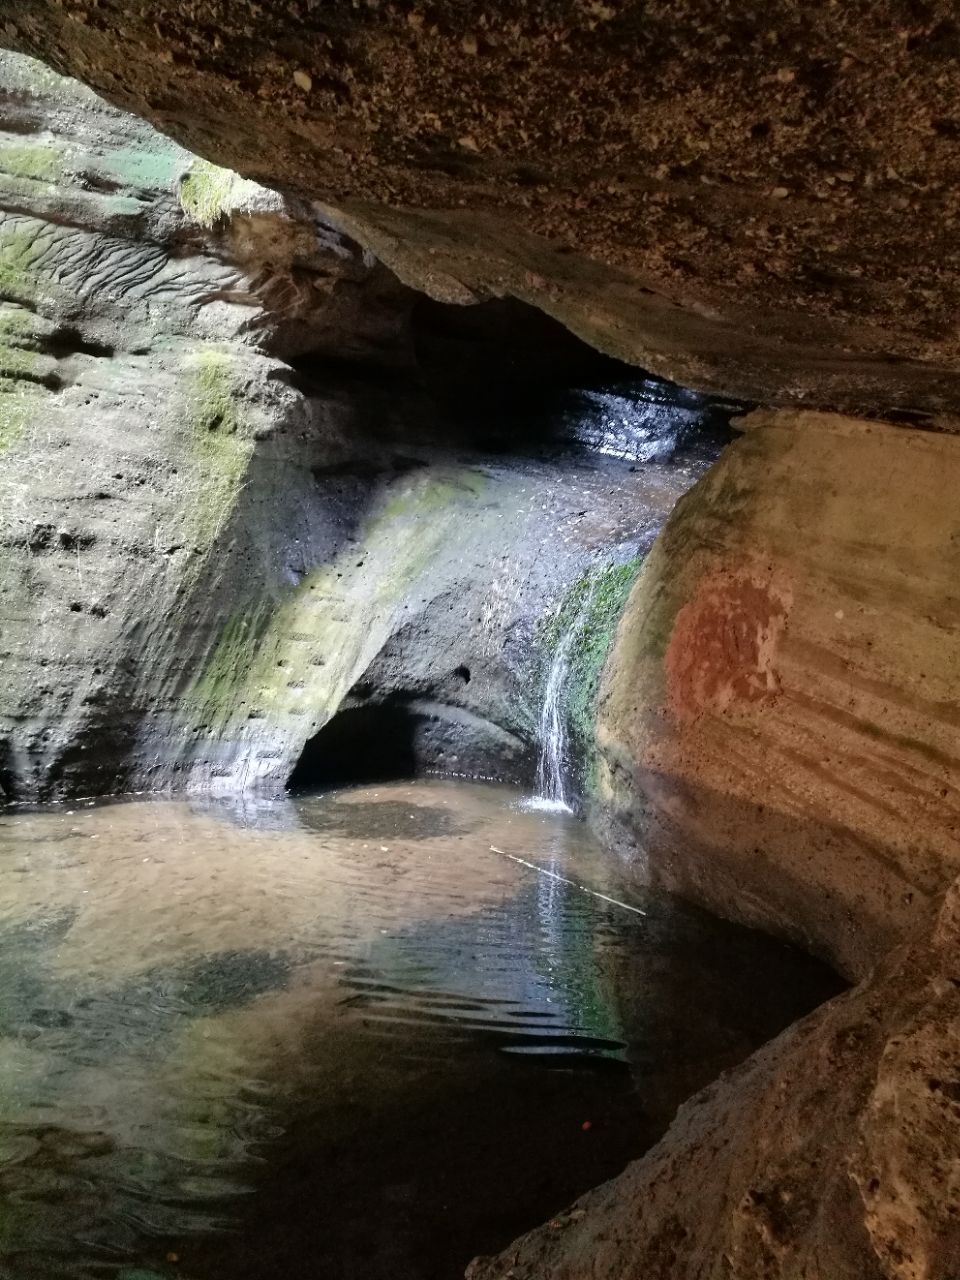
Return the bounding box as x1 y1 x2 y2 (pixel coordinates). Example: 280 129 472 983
6 2 960 411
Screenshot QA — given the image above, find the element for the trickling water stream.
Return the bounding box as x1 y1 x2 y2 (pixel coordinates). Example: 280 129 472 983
533 579 598 811
0 780 842 1280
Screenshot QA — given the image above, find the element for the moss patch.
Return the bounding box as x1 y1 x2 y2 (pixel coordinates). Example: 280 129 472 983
0 310 41 383
0 309 47 452
187 603 273 718
190 351 240 437
178 158 259 228
181 467 485 744
0 228 43 308
183 351 255 548
542 554 645 795
0 141 62 184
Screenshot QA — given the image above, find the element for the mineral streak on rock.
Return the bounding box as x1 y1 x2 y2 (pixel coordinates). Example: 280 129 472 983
598 409 960 979
664 566 792 723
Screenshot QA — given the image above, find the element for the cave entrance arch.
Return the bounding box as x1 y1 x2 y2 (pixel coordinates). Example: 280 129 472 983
286 701 420 792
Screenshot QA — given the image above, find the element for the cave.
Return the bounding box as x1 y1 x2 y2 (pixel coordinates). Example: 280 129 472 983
409 294 741 457
0 14 957 1280
287 701 419 790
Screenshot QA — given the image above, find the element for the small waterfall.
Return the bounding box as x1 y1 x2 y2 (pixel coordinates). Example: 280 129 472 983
532 579 596 812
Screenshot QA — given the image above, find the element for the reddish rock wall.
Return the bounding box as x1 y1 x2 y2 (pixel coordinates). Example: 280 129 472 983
597 410 960 979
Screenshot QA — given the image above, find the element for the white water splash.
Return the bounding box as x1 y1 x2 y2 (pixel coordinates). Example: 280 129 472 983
531 579 597 811
521 795 574 814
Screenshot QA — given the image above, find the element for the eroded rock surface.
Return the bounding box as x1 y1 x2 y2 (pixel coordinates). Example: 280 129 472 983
468 876 960 1280
0 52 717 800
6 3 960 410
597 409 960 979
1 38 957 1280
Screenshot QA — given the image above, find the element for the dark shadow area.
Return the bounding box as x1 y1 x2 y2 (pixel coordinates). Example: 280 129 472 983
0 742 16 802
285 294 747 465
287 684 537 796
287 702 419 791
410 295 747 460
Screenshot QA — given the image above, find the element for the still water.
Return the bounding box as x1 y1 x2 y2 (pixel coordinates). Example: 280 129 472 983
0 781 842 1280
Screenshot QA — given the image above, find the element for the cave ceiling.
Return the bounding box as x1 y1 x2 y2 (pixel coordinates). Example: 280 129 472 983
4 1 960 413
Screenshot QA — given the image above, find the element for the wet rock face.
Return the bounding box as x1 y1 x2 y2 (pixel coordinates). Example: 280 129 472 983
468 875 960 1280
6 2 960 411
2 41 957 1280
597 409 960 980
0 52 411 799
0 52 719 802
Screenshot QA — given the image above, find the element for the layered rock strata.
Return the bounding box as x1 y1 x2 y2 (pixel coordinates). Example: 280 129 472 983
597 409 960 979
466 409 960 1280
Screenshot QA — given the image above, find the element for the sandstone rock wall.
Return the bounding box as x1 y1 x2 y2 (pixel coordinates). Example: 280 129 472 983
3 43 957 1280
597 409 960 979
469 872 960 1280
0 52 707 801
475 407 960 1280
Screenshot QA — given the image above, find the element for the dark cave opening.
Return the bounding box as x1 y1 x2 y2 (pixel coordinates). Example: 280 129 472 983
285 293 746 466
286 701 421 792
410 295 746 459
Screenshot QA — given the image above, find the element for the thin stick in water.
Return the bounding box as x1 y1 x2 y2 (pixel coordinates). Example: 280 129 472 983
489 845 648 916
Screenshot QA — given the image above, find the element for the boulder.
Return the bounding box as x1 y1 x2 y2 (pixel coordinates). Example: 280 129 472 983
598 409 960 979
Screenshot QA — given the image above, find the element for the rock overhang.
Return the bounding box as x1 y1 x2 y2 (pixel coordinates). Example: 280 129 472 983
4 0 960 413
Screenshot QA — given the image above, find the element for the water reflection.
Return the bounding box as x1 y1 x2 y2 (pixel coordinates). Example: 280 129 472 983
0 781 843 1279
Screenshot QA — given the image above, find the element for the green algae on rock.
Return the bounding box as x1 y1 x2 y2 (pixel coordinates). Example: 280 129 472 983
183 350 256 548
0 139 62 184
539 555 645 797
0 225 45 308
179 157 262 229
